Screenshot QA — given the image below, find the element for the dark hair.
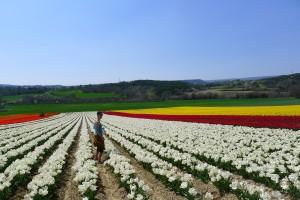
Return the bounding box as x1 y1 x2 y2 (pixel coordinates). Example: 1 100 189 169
97 111 103 116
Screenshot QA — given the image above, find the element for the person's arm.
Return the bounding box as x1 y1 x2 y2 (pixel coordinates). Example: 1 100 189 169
102 126 106 138
97 122 105 139
96 122 100 135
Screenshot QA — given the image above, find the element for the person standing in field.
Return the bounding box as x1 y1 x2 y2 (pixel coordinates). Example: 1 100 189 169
93 111 106 164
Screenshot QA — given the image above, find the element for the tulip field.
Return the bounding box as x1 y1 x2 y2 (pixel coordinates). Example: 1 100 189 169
0 106 299 200
107 105 300 129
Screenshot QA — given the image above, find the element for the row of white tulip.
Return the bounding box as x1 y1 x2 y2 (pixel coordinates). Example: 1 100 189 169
0 126 44 147
105 123 279 200
24 116 82 200
0 115 74 155
99 127 200 199
0 114 81 199
0 113 67 144
100 130 152 200
105 153 152 200
0 113 67 137
0 115 78 172
102 115 300 198
72 117 99 199
106 116 300 176
0 116 49 131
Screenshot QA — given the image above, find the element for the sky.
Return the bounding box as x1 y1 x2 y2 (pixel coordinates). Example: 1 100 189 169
0 0 300 85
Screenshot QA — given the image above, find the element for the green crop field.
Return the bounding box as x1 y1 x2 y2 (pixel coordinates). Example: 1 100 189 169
2 90 119 103
3 95 24 102
1 98 300 116
49 90 119 98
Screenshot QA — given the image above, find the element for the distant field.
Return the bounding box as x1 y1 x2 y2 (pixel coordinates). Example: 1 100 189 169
49 90 119 98
3 95 24 102
3 90 119 103
1 98 300 116
3 94 45 102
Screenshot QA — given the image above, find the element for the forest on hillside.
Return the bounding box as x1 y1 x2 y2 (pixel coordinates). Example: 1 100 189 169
0 74 300 106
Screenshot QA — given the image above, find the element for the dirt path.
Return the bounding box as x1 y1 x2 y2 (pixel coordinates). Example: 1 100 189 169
95 161 128 200
107 138 187 200
11 186 28 200
54 125 82 200
191 178 237 200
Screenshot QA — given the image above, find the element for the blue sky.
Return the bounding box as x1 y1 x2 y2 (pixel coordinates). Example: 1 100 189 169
0 0 299 85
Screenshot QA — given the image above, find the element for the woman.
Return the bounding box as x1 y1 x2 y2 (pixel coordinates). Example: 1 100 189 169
93 111 106 163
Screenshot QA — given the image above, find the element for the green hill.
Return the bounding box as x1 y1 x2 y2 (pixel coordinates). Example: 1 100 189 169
49 90 118 99
1 74 300 107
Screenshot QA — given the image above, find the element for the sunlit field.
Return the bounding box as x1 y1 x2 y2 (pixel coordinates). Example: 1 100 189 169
0 110 299 199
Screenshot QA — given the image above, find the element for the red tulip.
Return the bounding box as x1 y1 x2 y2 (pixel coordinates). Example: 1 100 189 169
105 112 300 130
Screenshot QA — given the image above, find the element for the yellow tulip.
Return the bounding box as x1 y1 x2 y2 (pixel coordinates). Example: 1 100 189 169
116 105 300 116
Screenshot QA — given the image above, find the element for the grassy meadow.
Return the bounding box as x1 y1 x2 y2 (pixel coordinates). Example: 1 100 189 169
49 90 119 98
2 90 119 103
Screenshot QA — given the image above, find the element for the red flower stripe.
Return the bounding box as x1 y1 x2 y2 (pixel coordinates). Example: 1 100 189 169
0 113 59 125
105 112 300 130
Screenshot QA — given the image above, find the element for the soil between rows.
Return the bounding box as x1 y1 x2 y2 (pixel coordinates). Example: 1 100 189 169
95 161 128 200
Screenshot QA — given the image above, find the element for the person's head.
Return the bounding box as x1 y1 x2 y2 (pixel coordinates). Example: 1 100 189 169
97 111 103 120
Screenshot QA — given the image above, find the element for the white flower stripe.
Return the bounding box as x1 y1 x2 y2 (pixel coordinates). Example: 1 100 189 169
24 116 82 199
0 114 81 199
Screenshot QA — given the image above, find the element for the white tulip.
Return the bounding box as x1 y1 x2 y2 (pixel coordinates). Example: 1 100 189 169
204 192 214 200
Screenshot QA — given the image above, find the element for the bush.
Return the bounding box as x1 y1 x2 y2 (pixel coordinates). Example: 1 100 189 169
289 84 300 98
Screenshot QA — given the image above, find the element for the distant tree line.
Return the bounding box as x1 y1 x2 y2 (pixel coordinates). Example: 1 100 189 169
19 95 121 104
2 80 194 104
181 91 290 100
0 86 52 97
73 80 194 101
1 74 300 107
289 85 300 98
0 96 7 112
